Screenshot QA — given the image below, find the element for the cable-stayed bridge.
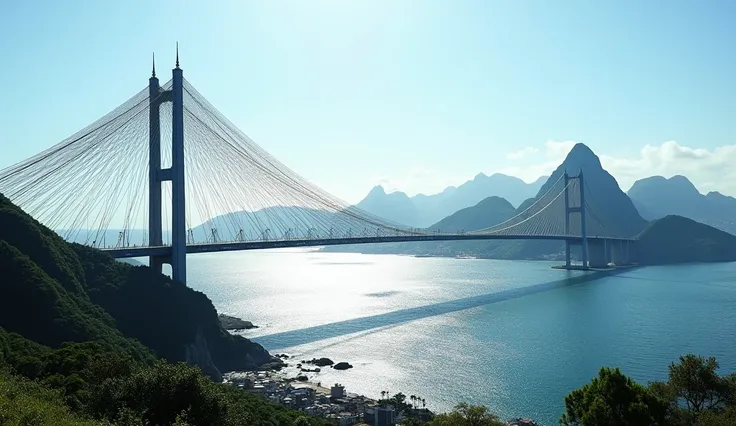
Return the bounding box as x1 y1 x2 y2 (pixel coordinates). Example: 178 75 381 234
0 55 635 284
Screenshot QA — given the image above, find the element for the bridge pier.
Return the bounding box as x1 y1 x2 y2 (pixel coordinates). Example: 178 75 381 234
587 239 608 269
609 239 633 266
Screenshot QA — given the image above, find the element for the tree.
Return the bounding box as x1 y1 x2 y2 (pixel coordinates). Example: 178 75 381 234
293 416 311 426
560 367 667 425
649 354 736 424
668 354 731 414
428 402 504 426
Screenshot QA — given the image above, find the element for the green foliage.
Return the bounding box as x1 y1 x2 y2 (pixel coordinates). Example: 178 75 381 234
0 370 103 426
648 354 736 425
560 367 667 425
427 402 504 426
0 193 328 425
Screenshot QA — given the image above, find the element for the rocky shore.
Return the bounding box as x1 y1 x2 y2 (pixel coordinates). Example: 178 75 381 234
219 314 258 330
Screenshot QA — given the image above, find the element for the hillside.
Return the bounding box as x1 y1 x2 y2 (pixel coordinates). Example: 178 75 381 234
628 175 736 234
428 196 516 232
0 193 271 380
636 215 736 264
0 192 328 425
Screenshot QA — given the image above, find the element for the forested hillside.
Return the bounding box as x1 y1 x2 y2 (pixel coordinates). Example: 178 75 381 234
0 193 326 425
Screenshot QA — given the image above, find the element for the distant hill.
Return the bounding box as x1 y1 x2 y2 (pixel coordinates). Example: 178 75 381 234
636 215 736 264
428 196 516 232
628 175 736 234
356 173 546 227
355 186 420 227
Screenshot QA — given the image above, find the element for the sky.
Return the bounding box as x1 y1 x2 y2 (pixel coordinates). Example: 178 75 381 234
1 0 735 204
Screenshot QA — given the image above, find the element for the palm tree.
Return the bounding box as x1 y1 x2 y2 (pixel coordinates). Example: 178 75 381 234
381 390 386 401
422 398 426 408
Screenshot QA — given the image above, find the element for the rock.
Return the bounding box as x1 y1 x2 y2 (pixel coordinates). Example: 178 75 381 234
218 314 258 330
184 326 222 382
305 357 334 367
296 374 309 382
333 362 353 370
260 356 287 371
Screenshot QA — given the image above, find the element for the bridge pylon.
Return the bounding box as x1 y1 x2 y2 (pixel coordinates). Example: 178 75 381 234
563 170 589 269
148 48 187 284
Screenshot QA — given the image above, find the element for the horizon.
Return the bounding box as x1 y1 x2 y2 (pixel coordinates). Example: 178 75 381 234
1 1 735 205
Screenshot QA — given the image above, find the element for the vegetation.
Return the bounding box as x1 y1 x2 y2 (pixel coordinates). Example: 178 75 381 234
426 403 505 426
561 354 736 426
0 192 326 425
3 189 736 425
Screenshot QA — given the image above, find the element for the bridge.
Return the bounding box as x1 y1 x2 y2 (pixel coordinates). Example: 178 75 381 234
0 51 635 284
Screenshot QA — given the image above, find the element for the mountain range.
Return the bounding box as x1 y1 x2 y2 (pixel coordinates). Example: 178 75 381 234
627 175 736 235
326 143 736 263
356 173 547 227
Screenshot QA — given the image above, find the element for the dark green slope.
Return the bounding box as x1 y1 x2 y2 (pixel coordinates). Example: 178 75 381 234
636 215 736 264
429 196 516 232
0 193 270 378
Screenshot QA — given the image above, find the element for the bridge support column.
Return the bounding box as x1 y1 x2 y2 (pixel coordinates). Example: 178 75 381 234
587 239 608 269
148 58 166 274
579 171 588 269
170 53 187 284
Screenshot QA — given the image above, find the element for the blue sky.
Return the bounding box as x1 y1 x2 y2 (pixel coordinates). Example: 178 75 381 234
1 0 735 202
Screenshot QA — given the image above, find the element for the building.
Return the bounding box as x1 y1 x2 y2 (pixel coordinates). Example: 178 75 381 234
331 383 346 399
338 412 362 426
373 406 396 426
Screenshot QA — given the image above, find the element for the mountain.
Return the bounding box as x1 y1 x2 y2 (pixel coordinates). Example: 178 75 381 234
355 173 546 227
537 143 648 237
428 196 516 232
354 186 419 227
424 173 547 225
628 175 736 234
0 192 331 425
0 192 271 381
636 215 736 264
326 143 652 261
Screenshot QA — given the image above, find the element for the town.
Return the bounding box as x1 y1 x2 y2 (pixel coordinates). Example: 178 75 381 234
222 368 537 426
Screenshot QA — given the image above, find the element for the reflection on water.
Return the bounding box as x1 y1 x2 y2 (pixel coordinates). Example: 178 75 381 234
181 249 736 425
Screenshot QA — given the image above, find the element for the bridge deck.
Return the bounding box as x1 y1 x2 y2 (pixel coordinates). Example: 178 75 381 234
102 234 634 258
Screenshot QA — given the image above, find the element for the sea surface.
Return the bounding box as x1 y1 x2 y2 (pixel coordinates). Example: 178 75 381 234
180 249 736 425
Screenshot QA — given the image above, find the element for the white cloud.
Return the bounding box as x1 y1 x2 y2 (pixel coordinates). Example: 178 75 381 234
506 146 539 160
599 141 736 194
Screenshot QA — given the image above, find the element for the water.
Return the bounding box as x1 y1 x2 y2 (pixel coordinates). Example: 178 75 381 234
183 249 736 425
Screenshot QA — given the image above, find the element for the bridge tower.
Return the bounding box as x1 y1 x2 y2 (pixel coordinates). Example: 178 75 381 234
563 171 589 269
148 47 187 284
